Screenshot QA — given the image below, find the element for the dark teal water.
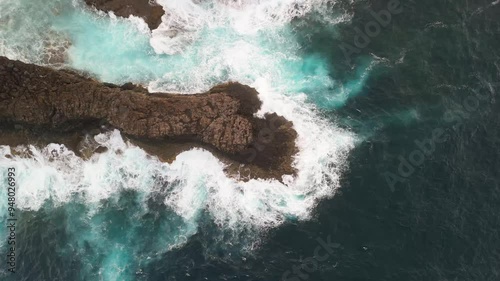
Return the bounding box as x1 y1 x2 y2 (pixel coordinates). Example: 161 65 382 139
277 1 500 280
1 0 500 280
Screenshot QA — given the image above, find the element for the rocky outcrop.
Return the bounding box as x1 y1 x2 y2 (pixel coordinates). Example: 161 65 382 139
84 0 165 30
0 57 297 179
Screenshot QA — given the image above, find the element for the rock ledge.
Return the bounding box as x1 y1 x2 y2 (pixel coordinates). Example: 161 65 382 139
0 57 297 180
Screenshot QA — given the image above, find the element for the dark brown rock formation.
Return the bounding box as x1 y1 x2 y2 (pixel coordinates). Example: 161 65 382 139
0 57 297 180
84 0 165 30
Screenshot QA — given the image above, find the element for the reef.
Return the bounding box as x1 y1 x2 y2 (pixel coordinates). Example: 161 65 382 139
84 0 165 30
0 57 297 180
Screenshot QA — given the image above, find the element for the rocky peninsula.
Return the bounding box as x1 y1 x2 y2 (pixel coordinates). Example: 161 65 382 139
0 57 297 180
84 0 165 30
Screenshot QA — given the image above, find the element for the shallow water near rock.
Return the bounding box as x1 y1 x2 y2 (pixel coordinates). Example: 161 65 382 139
1 0 499 280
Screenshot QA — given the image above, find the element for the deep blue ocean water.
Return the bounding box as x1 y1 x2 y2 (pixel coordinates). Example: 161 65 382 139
0 0 499 280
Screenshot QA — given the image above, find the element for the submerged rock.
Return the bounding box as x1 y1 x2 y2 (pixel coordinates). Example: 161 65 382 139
41 31 71 65
0 56 297 180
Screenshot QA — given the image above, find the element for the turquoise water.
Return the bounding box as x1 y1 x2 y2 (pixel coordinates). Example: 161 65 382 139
0 0 371 103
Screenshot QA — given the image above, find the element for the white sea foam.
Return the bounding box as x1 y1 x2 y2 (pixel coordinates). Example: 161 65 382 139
151 0 350 55
0 116 354 228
